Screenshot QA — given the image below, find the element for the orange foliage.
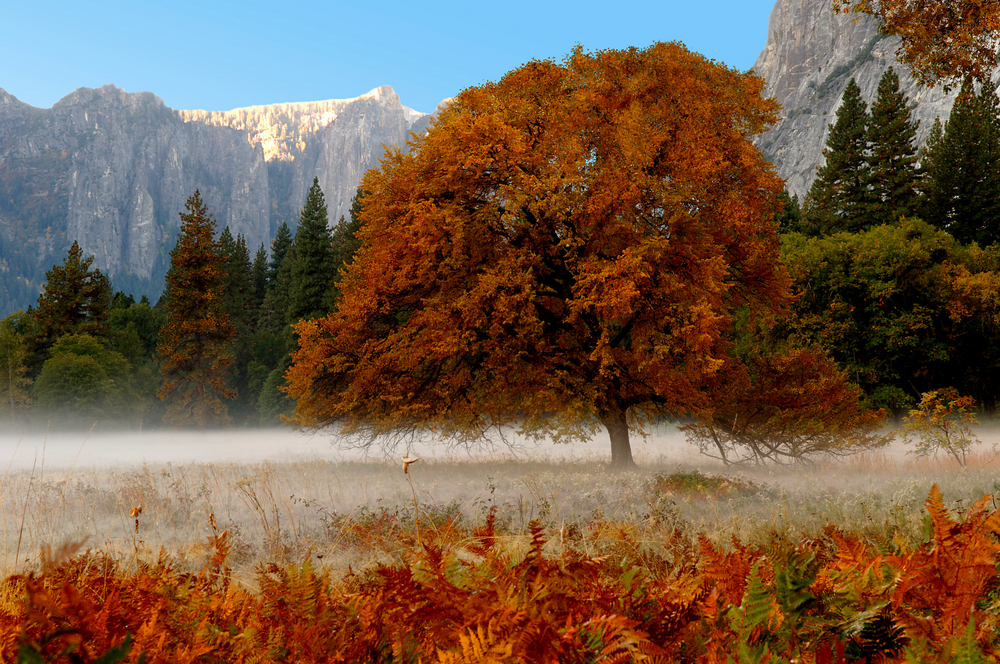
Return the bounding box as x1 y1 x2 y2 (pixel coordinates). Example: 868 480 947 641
286 43 789 467
3 486 1000 661
888 485 1000 645
903 388 981 467
686 343 889 466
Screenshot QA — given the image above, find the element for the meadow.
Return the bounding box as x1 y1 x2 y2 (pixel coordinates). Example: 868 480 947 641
2 426 1000 661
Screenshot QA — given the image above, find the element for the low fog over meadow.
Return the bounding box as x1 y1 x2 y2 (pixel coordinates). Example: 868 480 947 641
2 422 999 584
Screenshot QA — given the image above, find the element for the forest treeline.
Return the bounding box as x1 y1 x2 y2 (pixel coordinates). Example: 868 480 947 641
779 69 1000 416
0 178 361 430
2 67 1000 441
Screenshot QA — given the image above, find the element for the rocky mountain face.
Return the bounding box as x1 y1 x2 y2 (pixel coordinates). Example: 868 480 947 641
0 84 434 314
751 0 989 198
11 0 989 316
178 86 433 227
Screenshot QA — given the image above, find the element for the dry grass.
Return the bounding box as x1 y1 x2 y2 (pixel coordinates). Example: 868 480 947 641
0 429 998 590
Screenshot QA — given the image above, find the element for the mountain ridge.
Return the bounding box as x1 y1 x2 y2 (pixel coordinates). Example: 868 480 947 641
0 83 440 315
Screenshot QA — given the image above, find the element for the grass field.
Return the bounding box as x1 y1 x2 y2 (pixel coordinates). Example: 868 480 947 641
3 427 1000 661
1 427 998 579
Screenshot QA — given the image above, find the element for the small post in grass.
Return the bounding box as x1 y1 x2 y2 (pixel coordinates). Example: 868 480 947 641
130 504 143 573
402 454 420 545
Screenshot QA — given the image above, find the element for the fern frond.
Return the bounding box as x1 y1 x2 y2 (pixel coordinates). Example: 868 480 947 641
699 537 756 606
436 622 515 663
739 563 779 636
775 550 818 622
925 484 960 552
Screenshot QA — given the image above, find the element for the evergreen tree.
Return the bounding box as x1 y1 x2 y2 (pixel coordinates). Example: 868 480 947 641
258 244 297 334
253 238 299 424
219 226 236 259
329 186 368 304
0 312 32 421
156 192 236 428
251 243 268 315
30 241 113 371
867 68 920 224
220 229 255 332
219 229 257 425
267 222 293 290
288 178 336 322
802 79 872 235
775 190 802 233
921 79 1000 246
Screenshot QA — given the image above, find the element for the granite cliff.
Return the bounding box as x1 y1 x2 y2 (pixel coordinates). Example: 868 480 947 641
10 0 991 316
0 85 434 314
750 0 995 198
178 86 433 227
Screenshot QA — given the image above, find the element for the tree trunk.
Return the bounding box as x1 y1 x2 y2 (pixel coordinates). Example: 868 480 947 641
600 408 636 470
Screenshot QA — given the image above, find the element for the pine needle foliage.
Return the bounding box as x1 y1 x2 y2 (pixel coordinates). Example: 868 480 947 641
288 178 336 323
866 68 920 225
920 79 1000 246
29 241 113 367
803 79 872 235
156 191 236 429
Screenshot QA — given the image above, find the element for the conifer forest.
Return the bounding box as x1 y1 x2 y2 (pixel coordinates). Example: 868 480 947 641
5 7 1000 660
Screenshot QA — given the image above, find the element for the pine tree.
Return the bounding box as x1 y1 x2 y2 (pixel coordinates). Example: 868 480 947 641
220 229 254 332
267 221 293 290
156 191 236 428
918 116 945 215
259 244 297 334
219 229 257 425
253 228 299 424
251 243 268 315
329 186 368 304
867 68 920 224
775 190 802 233
288 178 336 322
0 313 32 421
30 241 113 369
802 79 872 235
921 79 1000 246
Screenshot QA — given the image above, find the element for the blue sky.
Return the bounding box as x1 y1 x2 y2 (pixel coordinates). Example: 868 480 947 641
3 0 777 115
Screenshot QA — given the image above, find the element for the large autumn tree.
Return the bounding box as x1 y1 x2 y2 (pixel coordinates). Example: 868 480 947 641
156 192 236 428
286 43 790 468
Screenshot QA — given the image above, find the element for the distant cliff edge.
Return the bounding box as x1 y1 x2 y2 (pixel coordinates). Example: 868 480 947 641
0 84 443 314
